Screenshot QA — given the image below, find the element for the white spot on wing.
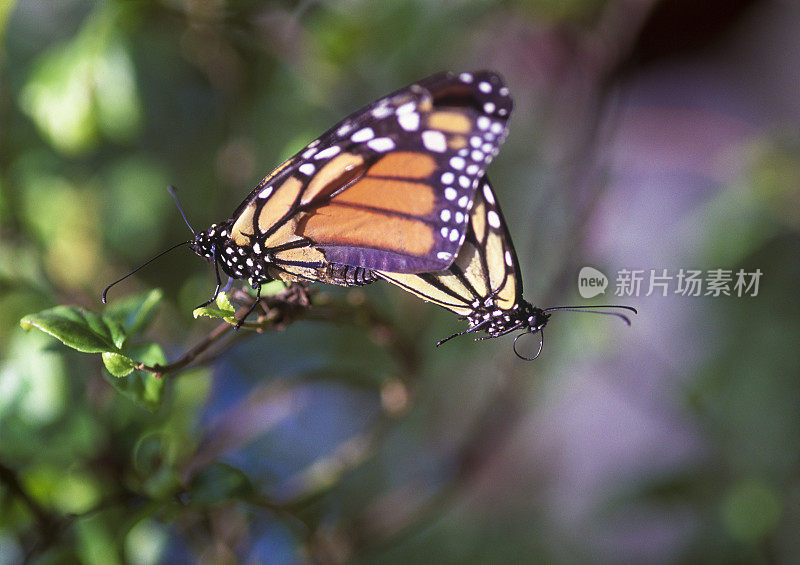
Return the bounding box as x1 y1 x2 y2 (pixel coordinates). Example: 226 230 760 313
299 163 315 175
367 137 395 152
488 210 501 228
444 187 457 200
397 101 416 114
258 186 273 199
398 112 420 131
314 146 341 160
421 130 447 153
450 156 465 170
482 184 495 204
351 127 374 143
372 105 392 118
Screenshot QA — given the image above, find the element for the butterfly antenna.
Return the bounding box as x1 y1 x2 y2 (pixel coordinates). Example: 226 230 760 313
102 240 192 303
168 185 195 235
514 329 544 361
542 305 638 326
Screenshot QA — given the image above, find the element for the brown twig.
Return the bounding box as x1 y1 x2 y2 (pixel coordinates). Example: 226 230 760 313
132 284 315 378
134 317 236 377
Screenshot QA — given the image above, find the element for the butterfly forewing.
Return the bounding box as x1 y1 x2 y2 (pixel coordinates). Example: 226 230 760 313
226 71 513 280
377 177 524 316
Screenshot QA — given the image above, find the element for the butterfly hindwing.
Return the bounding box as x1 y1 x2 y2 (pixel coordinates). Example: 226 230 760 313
225 71 513 281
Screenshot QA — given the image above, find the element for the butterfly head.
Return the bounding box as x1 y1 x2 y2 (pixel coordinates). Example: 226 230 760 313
518 301 551 334
191 223 226 262
464 295 550 340
191 221 241 273
191 220 270 284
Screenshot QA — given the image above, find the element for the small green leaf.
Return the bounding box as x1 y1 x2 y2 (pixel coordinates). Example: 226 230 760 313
101 352 136 377
192 292 236 323
103 343 166 411
215 292 236 313
260 280 287 296
105 288 163 336
20 305 127 353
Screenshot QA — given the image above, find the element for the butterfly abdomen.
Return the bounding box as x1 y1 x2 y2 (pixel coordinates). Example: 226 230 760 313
325 263 379 286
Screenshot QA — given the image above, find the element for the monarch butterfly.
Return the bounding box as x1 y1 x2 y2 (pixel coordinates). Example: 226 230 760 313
189 70 512 305
104 70 511 312
377 177 636 359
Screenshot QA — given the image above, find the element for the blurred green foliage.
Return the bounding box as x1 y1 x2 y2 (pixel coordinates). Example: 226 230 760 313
2 0 800 563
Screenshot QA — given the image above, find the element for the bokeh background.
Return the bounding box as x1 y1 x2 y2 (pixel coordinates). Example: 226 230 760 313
2 0 800 563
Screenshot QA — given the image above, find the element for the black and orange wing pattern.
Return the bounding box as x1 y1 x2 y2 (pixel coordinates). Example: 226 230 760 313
377 177 545 339
192 71 513 287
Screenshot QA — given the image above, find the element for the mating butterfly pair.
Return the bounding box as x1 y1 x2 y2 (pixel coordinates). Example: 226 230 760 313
105 71 634 358
190 70 552 346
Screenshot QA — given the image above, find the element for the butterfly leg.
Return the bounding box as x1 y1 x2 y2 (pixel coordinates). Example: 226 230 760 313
234 282 262 330
436 318 492 346
195 244 223 309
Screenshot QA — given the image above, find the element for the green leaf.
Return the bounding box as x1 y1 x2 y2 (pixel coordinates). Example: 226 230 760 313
192 292 236 323
102 343 166 411
101 352 136 377
18 4 142 155
20 305 167 410
20 305 127 353
105 288 163 336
